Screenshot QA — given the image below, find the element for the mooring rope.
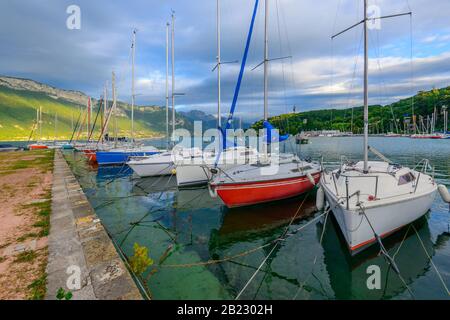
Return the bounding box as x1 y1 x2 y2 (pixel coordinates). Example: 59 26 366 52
234 192 315 300
161 200 325 270
412 224 450 296
292 208 330 300
359 204 416 299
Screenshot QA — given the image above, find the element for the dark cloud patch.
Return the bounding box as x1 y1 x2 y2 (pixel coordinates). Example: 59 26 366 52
0 0 449 121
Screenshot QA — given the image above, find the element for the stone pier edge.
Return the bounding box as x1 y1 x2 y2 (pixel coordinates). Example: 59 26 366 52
45 150 143 300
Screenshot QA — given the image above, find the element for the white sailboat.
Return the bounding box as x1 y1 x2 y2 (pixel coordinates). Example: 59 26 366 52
320 0 437 255
97 30 161 166
128 13 192 177
175 0 260 187
209 0 322 208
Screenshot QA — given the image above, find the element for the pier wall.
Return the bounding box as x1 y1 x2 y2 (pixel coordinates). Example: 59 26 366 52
46 150 142 300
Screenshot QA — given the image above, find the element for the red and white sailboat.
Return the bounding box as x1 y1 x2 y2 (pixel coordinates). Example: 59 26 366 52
209 0 321 208
210 154 321 208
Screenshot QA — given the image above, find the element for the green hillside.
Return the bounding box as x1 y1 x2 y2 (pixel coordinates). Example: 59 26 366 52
0 84 185 141
253 87 450 134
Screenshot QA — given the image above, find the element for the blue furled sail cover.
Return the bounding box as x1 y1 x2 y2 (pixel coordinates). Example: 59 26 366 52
263 121 289 143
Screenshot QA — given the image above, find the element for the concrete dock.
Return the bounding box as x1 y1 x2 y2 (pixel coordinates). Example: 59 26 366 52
46 150 142 300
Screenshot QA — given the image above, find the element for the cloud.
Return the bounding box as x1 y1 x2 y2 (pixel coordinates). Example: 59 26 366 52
0 0 449 121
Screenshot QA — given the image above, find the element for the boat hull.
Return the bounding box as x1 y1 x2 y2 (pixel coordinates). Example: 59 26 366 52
96 151 160 165
176 164 211 187
82 149 97 162
212 172 321 208
29 145 48 150
323 185 437 254
129 162 174 177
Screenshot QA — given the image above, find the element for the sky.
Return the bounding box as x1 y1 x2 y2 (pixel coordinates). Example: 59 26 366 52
1 0 449 121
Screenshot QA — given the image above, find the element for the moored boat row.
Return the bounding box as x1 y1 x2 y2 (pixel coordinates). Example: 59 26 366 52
58 0 448 261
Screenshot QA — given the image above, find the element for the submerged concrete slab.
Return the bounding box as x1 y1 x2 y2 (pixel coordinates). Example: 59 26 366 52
46 150 142 300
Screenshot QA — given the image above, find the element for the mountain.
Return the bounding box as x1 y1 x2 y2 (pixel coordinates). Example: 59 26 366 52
0 75 195 141
179 110 253 131
252 87 450 134
179 110 217 130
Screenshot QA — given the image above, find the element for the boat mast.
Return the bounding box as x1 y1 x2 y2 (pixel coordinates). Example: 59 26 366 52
112 71 118 148
217 0 222 128
36 108 40 143
103 84 107 143
351 107 354 133
444 106 448 133
363 0 369 172
166 22 170 149
131 29 136 143
39 106 42 143
171 12 176 139
54 112 57 144
263 0 269 121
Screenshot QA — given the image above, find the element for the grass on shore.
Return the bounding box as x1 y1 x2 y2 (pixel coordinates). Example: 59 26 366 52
0 149 54 300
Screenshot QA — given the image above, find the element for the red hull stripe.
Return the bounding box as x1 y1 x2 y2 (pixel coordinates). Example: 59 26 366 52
215 173 321 208
215 173 321 190
350 225 404 251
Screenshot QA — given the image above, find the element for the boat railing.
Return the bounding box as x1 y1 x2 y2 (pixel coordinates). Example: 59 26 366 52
413 158 432 174
323 171 380 201
344 175 379 209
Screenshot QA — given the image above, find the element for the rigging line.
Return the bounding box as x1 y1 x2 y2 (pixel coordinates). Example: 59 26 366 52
161 205 325 269
392 224 412 260
292 208 330 300
100 220 152 300
359 204 416 299
412 224 450 296
381 224 412 297
273 1 297 152
277 2 298 125
344 27 364 111
235 193 311 300
275 0 288 116
118 191 167 246
409 12 415 127
331 0 343 36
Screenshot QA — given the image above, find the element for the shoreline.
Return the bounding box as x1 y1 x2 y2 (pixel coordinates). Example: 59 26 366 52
45 150 142 300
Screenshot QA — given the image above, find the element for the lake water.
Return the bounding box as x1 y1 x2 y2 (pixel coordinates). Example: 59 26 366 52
63 136 450 300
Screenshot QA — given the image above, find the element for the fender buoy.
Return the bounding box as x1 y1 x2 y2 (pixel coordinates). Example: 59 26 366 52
307 172 316 186
208 183 218 198
438 184 450 203
316 186 325 211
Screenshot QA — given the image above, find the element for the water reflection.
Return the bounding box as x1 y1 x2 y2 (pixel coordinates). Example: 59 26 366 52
61 136 450 300
320 214 449 299
211 196 317 250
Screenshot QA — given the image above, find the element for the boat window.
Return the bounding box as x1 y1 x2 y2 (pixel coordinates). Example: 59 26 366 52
398 172 415 185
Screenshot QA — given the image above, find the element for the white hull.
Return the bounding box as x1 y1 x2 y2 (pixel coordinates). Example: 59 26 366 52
321 161 437 254
176 164 212 187
128 152 174 177
176 162 241 187
323 185 436 253
175 147 259 187
129 162 174 177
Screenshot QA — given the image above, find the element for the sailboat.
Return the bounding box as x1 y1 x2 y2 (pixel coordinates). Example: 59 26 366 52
209 0 322 208
320 0 437 255
28 106 49 150
128 15 184 177
96 30 161 166
175 0 260 187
